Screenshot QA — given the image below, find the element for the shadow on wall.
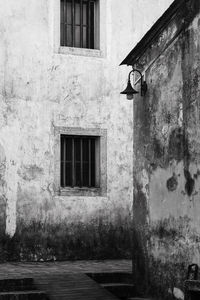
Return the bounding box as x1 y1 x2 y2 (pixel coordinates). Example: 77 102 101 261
0 216 133 262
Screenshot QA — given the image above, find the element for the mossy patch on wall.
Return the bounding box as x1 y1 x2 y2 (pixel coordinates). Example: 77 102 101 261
0 216 132 262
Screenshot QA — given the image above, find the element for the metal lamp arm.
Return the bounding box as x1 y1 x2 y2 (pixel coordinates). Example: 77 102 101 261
132 68 143 78
128 69 147 96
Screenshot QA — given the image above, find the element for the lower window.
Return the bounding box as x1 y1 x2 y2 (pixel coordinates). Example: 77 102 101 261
60 135 100 188
54 127 107 197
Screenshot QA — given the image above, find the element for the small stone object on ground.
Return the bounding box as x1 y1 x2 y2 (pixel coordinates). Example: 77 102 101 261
173 287 184 300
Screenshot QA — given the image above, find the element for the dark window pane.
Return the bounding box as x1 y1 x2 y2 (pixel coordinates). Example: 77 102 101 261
82 139 88 186
91 139 95 187
65 162 72 186
61 137 73 187
83 139 89 161
61 136 64 161
75 162 81 186
67 0 72 24
91 139 95 163
75 138 81 186
83 2 88 25
90 1 95 49
61 161 64 186
60 25 64 46
67 25 72 46
75 1 81 25
61 0 64 23
75 138 80 161
83 26 87 48
65 138 72 161
64 24 68 46
61 136 72 161
75 26 81 47
60 0 65 46
83 162 89 186
91 162 95 187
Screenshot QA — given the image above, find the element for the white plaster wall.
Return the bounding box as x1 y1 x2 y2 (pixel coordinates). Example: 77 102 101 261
0 0 173 235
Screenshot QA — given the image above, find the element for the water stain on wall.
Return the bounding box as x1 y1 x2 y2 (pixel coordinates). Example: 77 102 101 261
168 128 185 162
17 164 44 181
166 173 178 192
184 169 195 196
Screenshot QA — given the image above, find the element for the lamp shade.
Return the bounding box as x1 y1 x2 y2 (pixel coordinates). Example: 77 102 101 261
120 79 139 100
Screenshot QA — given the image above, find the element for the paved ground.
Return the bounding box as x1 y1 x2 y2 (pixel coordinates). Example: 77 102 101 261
0 260 132 278
0 260 132 300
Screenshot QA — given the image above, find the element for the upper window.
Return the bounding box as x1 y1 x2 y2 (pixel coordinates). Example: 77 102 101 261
60 0 99 49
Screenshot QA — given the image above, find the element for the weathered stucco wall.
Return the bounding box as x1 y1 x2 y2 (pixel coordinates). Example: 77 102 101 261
0 0 174 261
132 0 200 298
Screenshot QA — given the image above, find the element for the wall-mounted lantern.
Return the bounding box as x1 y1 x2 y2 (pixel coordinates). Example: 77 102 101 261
120 69 147 100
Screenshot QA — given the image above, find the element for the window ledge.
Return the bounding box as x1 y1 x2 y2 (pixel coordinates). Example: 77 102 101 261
59 46 103 58
59 187 103 197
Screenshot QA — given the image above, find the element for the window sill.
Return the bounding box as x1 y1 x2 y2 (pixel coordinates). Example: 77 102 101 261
58 46 103 58
59 187 103 197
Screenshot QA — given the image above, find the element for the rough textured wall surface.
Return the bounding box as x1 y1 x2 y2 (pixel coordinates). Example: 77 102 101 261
0 0 174 261
132 0 200 298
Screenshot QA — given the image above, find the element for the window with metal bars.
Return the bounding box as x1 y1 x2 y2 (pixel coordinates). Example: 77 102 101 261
60 0 98 49
61 135 100 188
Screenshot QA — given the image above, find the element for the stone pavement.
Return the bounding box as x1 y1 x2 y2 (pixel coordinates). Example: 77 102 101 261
0 260 132 300
0 260 132 278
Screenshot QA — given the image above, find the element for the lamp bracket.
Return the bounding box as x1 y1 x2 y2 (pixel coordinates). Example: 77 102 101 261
128 69 147 96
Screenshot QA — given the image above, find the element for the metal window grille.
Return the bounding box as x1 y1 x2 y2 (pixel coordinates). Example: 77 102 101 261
61 135 97 188
60 0 96 49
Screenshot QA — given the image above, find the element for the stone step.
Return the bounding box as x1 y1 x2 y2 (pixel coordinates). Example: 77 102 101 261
101 283 136 299
87 272 134 284
0 290 48 300
0 279 35 292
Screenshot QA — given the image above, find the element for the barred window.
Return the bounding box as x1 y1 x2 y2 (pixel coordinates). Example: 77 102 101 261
61 135 100 188
60 0 99 49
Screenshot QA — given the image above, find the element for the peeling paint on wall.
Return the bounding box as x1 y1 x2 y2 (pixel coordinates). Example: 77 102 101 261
166 173 178 191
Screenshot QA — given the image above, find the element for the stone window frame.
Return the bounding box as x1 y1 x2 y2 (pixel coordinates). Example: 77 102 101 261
54 126 107 196
53 0 107 58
